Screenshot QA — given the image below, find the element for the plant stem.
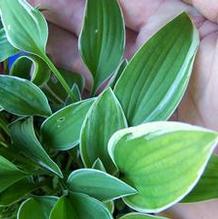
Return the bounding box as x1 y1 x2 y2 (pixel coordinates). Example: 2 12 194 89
43 54 77 101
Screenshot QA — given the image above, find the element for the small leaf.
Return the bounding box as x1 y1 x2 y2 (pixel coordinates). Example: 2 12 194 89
0 155 26 193
92 158 106 172
183 155 218 202
41 99 95 151
0 178 39 206
108 122 218 213
114 13 199 125
0 75 51 117
0 28 18 62
10 117 63 178
17 196 57 219
119 213 168 219
79 0 125 92
0 0 48 56
10 55 50 86
50 193 112 219
67 169 136 201
80 88 127 173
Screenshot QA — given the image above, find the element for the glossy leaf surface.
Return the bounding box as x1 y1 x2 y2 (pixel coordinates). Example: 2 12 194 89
108 122 218 213
50 193 112 219
17 196 57 219
80 88 127 173
10 118 63 178
79 0 125 91
0 75 51 117
114 13 199 125
67 169 136 201
41 99 95 151
0 0 48 56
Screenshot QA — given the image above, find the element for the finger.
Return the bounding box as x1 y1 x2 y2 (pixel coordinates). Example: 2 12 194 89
28 0 85 36
182 0 218 23
47 23 92 89
160 201 218 219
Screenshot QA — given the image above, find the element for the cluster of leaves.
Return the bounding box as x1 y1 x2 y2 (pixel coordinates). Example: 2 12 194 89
0 0 218 218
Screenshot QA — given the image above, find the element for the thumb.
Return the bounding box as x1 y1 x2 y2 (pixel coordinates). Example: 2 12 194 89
182 0 218 23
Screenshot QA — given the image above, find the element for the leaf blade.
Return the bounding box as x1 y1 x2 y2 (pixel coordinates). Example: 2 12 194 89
114 13 199 125
80 88 127 173
108 122 218 213
50 193 113 219
79 0 125 92
0 75 51 117
10 117 63 178
41 98 95 151
67 169 136 201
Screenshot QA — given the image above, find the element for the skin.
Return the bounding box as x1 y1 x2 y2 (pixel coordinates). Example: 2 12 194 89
28 0 218 218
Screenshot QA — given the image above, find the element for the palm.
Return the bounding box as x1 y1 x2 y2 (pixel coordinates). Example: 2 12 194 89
29 0 218 218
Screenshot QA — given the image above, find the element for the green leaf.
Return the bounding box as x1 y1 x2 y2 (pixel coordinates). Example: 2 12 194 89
109 59 128 88
67 168 136 201
114 13 199 125
183 155 218 203
10 55 50 86
108 122 218 213
0 75 51 117
79 0 125 92
0 0 48 56
0 178 39 206
41 99 95 151
0 155 26 193
80 88 127 173
0 28 18 62
92 158 106 172
119 213 168 219
17 196 57 219
10 117 63 178
50 193 112 219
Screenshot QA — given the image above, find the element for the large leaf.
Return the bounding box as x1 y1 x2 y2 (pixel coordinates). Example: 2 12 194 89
0 75 51 117
119 213 168 219
10 117 63 178
10 55 50 86
183 155 218 202
0 0 48 56
0 28 18 62
41 99 95 151
17 196 57 219
0 155 26 193
50 193 112 219
0 178 39 206
67 168 136 201
79 0 125 92
114 13 199 125
80 88 127 173
108 122 218 213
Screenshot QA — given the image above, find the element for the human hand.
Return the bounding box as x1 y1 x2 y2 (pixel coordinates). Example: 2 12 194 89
27 1 218 218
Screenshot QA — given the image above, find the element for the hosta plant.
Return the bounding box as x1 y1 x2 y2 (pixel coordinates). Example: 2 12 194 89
0 0 218 218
